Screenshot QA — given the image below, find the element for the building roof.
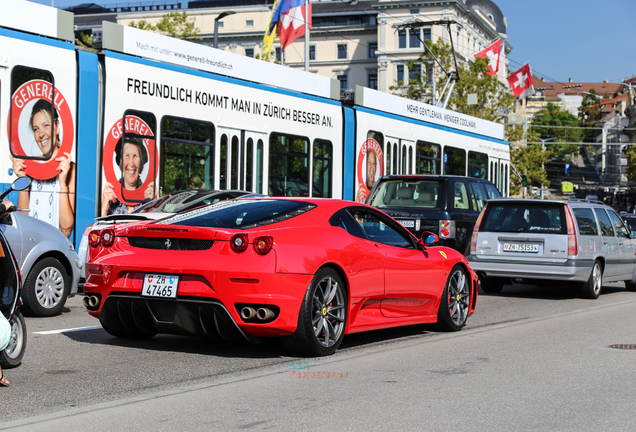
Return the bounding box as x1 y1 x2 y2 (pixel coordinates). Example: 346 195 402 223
466 0 506 34
532 76 626 101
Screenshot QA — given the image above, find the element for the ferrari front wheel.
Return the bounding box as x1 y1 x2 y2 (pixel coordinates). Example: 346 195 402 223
436 265 470 332
285 268 347 357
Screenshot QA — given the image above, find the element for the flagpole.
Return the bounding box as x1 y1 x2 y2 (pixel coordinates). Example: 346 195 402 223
304 0 309 71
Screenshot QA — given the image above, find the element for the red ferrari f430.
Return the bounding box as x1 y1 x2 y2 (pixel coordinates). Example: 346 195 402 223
84 198 477 356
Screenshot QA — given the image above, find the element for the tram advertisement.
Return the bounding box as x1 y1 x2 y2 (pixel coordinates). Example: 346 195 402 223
101 116 158 216
7 78 76 237
356 138 384 203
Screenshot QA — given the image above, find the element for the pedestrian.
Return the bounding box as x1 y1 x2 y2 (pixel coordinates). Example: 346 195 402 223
0 199 15 387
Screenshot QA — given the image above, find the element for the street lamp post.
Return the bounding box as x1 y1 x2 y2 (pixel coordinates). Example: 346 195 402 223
539 137 556 199
214 11 236 49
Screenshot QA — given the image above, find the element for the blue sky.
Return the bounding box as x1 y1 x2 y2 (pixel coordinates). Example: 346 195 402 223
27 0 636 85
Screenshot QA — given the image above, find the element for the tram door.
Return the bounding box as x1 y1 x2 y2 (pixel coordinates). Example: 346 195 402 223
489 157 508 196
385 137 415 175
217 127 267 193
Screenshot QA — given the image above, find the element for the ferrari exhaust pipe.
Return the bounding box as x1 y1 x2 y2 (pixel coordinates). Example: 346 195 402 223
240 306 257 320
256 307 275 321
84 295 100 309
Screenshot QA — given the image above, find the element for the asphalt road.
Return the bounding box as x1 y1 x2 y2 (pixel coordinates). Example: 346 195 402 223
2 281 636 431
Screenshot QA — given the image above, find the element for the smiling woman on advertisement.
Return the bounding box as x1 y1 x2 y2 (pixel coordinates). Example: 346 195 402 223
11 99 76 237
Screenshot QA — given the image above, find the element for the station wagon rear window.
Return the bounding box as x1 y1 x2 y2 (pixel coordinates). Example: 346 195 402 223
368 180 441 209
155 199 316 229
481 203 566 234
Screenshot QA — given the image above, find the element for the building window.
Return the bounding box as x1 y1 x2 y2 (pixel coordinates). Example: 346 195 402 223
246 20 254 27
426 64 433 84
275 47 282 62
337 44 347 59
338 74 348 91
423 28 431 41
309 45 316 60
409 30 420 48
368 42 377 58
245 48 254 58
368 72 378 90
396 65 404 83
409 64 421 81
217 21 224 28
410 8 420 14
398 30 407 48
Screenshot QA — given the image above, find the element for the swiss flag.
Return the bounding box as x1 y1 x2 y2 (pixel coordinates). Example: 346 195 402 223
474 39 501 76
507 63 535 99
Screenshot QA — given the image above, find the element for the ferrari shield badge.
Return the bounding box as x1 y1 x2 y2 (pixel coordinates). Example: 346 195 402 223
439 251 447 259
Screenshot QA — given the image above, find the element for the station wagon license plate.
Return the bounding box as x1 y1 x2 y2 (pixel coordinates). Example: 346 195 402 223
141 274 179 298
398 220 415 228
503 243 540 253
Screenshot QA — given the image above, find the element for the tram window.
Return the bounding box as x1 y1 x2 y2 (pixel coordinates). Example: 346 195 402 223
493 162 497 187
416 141 440 174
313 139 333 198
121 110 156 203
256 139 264 194
444 146 466 176
408 147 413 174
401 145 407 174
159 116 214 195
246 138 253 192
231 135 239 189
10 66 56 161
386 141 392 175
220 134 227 189
392 143 398 174
500 162 504 191
468 151 488 179
269 132 310 197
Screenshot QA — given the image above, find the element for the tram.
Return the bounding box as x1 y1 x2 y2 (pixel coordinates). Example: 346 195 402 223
0 0 509 249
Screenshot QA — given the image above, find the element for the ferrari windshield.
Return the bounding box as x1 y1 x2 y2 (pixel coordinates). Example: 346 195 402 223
155 199 316 229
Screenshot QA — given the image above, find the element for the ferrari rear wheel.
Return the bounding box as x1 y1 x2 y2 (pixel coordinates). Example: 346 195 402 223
436 265 470 332
284 268 347 357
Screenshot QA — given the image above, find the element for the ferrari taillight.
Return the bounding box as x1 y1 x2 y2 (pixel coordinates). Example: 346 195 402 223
470 204 487 254
564 205 578 257
253 236 273 255
231 234 248 252
101 229 115 247
88 230 101 247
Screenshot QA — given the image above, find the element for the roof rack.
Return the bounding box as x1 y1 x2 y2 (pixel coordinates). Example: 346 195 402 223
568 196 605 205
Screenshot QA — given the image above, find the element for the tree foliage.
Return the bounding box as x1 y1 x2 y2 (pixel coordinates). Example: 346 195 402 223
529 102 582 165
129 12 200 40
390 39 516 122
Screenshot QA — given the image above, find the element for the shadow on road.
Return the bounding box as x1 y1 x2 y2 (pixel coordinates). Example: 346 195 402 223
479 282 628 300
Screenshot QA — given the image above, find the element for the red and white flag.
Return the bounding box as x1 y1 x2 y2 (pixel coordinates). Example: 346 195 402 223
474 39 501 76
507 63 535 99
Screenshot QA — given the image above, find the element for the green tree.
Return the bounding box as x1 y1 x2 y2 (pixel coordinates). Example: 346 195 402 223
390 39 516 122
129 12 200 40
529 102 582 165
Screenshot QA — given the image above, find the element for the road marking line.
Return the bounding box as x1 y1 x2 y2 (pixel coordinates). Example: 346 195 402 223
33 325 103 335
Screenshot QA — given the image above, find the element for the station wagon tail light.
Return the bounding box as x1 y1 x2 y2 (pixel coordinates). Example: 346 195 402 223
439 220 455 239
231 234 249 252
253 236 273 255
470 205 487 253
101 229 115 247
564 206 578 256
88 230 101 247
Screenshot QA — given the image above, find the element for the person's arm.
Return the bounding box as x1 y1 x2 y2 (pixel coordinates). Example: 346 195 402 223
57 154 76 237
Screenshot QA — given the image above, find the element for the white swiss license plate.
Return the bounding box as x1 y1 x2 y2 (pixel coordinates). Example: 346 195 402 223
503 243 539 253
398 220 415 228
141 274 179 298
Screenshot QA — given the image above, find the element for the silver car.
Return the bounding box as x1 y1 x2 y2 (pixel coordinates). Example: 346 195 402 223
467 198 636 299
1 211 81 316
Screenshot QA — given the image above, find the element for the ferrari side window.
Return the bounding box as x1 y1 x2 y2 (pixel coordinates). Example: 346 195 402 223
329 210 366 239
347 209 412 248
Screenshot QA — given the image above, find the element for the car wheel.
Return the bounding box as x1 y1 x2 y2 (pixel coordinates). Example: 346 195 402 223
480 276 505 294
284 268 347 357
21 257 70 317
1 310 27 368
580 260 602 299
436 265 470 332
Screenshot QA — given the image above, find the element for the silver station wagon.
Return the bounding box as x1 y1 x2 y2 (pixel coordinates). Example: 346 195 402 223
467 198 636 299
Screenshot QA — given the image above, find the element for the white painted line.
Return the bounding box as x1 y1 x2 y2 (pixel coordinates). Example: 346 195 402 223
33 325 103 335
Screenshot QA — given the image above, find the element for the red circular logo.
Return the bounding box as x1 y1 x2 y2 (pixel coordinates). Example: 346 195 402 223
8 80 75 180
356 138 384 202
103 116 156 205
